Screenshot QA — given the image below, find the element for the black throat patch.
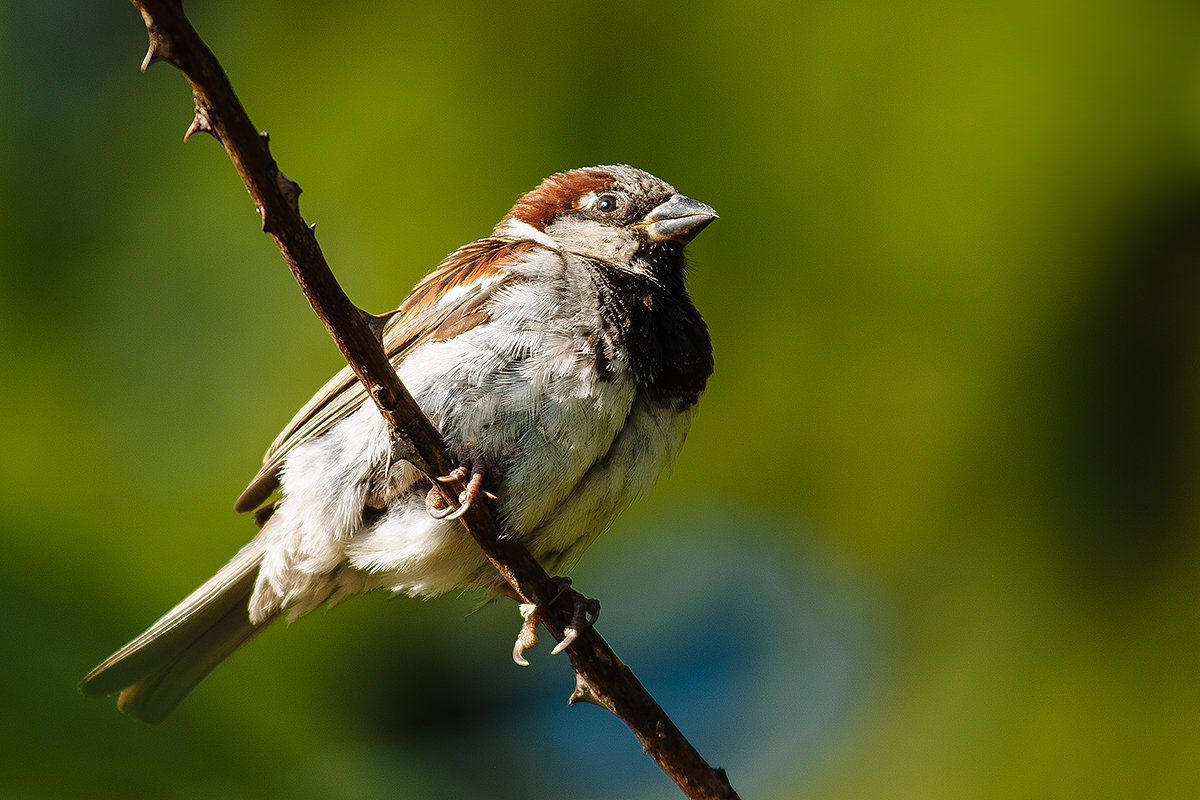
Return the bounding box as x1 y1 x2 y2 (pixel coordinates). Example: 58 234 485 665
590 246 713 409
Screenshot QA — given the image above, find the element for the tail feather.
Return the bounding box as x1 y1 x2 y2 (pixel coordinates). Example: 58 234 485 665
80 536 275 723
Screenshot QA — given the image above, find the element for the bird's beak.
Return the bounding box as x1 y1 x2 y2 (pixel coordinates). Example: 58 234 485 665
635 194 719 243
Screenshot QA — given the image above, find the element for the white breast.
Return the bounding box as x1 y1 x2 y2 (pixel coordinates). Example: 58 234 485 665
251 246 694 615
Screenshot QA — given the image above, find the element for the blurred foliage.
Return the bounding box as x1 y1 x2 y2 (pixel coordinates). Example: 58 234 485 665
2 0 1200 798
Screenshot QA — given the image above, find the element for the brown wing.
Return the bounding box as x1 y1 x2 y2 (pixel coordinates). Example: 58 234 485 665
234 238 538 513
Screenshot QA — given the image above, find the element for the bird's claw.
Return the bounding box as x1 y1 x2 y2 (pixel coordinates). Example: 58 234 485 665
553 591 601 655
513 603 539 667
511 578 600 666
424 457 494 520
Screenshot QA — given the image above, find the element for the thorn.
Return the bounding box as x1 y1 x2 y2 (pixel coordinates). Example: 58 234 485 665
308 222 317 234
183 116 212 142
184 103 216 142
139 26 174 72
275 170 302 216
568 672 603 706
362 308 398 341
140 43 160 72
388 430 419 467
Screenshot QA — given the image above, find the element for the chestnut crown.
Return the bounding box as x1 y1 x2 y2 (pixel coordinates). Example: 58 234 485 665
498 165 717 264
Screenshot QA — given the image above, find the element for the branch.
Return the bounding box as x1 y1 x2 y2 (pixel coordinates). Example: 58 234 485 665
126 2 740 798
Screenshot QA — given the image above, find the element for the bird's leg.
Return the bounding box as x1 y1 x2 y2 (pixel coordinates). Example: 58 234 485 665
424 450 496 521
512 602 540 666
512 577 601 666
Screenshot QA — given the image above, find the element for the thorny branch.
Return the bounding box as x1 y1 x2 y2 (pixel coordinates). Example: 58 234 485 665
125 2 740 799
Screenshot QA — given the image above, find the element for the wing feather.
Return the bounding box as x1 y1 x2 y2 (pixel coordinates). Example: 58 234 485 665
234 238 537 513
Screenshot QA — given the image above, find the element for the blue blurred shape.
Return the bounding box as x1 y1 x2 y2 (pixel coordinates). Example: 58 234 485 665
507 504 879 799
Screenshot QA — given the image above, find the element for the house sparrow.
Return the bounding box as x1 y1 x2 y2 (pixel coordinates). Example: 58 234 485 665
80 165 716 722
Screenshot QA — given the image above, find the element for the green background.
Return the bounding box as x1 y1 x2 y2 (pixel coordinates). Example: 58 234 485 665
3 1 1200 798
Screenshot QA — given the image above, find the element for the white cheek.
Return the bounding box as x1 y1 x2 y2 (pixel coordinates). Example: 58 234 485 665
544 217 640 265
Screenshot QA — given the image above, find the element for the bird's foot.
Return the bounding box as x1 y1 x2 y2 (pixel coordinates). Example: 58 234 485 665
512 577 600 666
425 454 496 521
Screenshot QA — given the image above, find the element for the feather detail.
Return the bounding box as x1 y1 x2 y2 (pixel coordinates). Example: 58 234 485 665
234 238 537 513
83 166 716 723
78 536 272 722
501 167 615 230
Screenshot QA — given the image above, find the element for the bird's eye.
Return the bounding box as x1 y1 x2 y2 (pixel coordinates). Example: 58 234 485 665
595 193 621 213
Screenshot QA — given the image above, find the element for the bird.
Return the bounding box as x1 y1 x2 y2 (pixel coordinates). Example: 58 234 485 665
80 165 717 722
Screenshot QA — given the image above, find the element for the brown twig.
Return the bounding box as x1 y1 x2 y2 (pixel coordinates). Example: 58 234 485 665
125 2 740 798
